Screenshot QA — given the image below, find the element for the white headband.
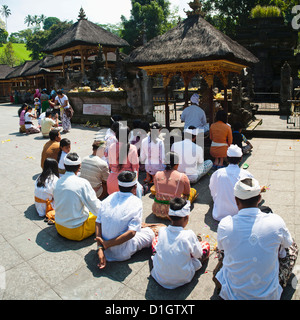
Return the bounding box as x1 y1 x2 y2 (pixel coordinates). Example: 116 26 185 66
64 156 81 166
227 144 243 157
234 178 261 200
118 177 137 187
184 128 203 136
168 201 191 217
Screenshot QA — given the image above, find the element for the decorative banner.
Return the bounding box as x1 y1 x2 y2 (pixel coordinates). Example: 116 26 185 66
83 104 111 116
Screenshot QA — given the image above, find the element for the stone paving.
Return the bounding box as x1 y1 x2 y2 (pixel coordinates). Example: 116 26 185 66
0 102 299 300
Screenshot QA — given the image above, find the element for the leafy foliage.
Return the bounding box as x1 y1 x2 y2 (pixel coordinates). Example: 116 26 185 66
26 20 72 60
201 0 297 36
250 5 281 18
120 0 180 52
0 42 17 66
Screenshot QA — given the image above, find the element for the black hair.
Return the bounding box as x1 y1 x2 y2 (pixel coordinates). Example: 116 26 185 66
110 115 123 126
18 103 28 117
111 121 120 134
185 125 197 140
36 158 59 188
132 119 142 129
168 197 188 221
233 122 243 131
215 110 228 123
92 140 105 151
150 122 162 144
57 138 71 162
140 121 150 132
49 128 60 141
56 89 63 95
227 156 242 165
64 153 80 172
118 171 137 192
165 151 179 171
236 195 261 208
45 109 52 117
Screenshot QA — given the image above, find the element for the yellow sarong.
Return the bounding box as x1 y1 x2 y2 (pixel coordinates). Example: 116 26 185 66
55 212 97 241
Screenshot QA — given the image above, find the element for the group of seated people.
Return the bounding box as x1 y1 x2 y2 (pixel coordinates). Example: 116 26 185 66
19 103 60 137
19 89 72 136
32 103 297 299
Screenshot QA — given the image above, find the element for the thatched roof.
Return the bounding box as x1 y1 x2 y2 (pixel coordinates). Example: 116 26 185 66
5 61 40 79
43 18 129 53
0 64 14 80
125 14 259 67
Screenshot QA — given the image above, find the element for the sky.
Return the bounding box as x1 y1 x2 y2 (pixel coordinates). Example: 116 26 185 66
2 0 192 35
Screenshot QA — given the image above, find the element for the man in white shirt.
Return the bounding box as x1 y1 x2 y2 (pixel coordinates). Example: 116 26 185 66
209 144 253 221
180 93 209 132
95 171 156 269
54 153 102 241
171 127 212 184
80 140 109 199
214 177 295 300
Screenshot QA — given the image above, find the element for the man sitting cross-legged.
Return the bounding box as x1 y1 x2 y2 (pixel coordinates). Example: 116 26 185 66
54 153 102 241
95 171 163 269
214 177 298 300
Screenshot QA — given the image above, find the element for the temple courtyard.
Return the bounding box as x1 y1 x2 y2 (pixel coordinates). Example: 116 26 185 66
0 102 300 301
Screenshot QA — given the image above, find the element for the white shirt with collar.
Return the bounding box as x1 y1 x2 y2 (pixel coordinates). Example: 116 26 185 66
209 164 253 221
180 104 207 129
151 225 203 289
171 139 204 177
96 192 154 262
216 208 293 300
53 171 101 228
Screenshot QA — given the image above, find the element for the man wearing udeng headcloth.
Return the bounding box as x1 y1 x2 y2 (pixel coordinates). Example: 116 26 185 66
54 152 102 241
95 171 161 269
214 177 297 300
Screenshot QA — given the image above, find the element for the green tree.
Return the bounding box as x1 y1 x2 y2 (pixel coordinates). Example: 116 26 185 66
120 0 179 52
270 0 299 22
0 28 8 45
24 14 32 27
8 32 21 43
202 0 298 36
17 29 33 43
26 20 72 59
0 5 11 31
43 17 60 30
0 42 17 66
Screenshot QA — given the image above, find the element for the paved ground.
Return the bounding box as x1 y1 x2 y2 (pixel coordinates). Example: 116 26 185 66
0 102 299 300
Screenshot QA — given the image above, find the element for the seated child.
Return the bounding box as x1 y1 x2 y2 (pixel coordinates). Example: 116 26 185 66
232 122 253 154
34 158 59 225
151 197 210 289
57 138 71 177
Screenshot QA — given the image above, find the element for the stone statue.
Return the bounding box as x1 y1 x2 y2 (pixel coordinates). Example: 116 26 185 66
280 61 293 115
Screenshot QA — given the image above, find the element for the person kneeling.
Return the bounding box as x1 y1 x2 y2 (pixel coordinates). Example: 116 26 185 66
95 171 157 269
150 198 210 289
